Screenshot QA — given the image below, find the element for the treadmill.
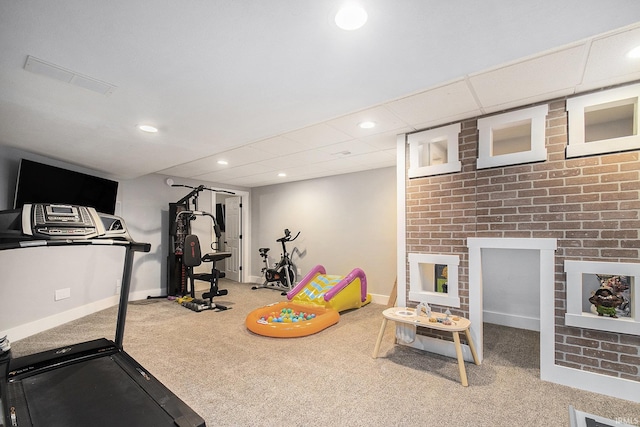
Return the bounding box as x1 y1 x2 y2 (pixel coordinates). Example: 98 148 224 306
0 203 206 427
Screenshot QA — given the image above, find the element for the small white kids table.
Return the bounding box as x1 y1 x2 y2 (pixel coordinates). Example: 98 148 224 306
372 306 480 386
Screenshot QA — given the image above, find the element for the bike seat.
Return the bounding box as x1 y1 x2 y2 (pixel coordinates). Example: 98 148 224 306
259 248 270 255
202 252 232 263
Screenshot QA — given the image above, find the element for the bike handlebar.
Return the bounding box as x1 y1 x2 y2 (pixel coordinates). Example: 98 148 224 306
277 229 300 243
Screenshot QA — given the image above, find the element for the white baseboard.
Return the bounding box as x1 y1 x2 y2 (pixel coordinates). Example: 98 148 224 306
483 310 540 331
7 287 164 343
369 293 389 305
247 275 262 284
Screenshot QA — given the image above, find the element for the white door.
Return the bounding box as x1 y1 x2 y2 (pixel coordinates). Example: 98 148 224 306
224 196 242 282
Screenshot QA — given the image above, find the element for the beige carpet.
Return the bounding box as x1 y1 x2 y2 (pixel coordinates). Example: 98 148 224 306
11 280 640 426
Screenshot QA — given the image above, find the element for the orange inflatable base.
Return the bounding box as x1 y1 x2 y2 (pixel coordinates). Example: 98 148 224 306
245 301 340 338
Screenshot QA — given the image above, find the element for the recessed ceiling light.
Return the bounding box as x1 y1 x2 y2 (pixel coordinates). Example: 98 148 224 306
335 3 368 31
217 160 228 165
627 45 640 59
137 124 158 133
359 121 376 129
278 172 287 177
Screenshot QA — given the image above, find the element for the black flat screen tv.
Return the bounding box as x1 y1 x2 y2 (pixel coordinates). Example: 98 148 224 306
14 159 119 214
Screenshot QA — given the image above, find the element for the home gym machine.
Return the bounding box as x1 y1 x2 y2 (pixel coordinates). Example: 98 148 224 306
251 228 300 295
0 203 206 427
167 184 234 311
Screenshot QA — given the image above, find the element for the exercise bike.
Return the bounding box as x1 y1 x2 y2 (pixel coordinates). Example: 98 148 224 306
252 229 300 295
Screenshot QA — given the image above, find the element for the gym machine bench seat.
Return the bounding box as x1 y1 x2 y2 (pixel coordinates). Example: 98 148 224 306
0 203 206 427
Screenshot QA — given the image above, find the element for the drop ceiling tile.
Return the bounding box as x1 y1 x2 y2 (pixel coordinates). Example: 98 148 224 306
315 157 360 172
283 123 352 147
158 156 224 177
350 149 396 166
210 146 277 166
158 146 274 177
360 127 414 150
481 87 577 114
247 135 307 155
578 26 640 91
469 45 586 109
325 105 410 138
195 163 274 181
254 149 334 167
316 139 377 156
387 79 482 128
275 163 333 177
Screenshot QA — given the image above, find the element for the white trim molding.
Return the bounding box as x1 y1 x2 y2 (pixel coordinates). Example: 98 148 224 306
564 260 640 336
566 83 640 158
407 123 462 178
477 104 549 169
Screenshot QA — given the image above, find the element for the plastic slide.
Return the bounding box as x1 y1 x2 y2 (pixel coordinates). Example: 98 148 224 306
245 265 371 338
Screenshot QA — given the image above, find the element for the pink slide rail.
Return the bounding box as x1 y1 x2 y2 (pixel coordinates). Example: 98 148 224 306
286 264 326 300
324 267 368 303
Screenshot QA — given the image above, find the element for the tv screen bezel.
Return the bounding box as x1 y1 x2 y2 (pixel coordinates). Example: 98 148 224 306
13 159 119 215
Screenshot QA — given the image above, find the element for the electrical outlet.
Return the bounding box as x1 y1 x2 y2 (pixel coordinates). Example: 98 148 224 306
55 288 71 301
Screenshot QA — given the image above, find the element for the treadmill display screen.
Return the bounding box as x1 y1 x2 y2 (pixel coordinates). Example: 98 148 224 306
52 206 73 214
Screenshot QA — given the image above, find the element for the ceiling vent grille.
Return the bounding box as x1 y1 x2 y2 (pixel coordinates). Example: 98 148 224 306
24 55 116 96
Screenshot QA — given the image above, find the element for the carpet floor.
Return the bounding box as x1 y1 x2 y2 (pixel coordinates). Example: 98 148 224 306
10 280 640 426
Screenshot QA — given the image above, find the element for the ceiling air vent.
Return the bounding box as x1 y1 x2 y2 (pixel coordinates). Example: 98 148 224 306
24 55 116 96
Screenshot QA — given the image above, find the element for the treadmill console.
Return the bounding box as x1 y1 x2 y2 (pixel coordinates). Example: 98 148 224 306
22 203 107 239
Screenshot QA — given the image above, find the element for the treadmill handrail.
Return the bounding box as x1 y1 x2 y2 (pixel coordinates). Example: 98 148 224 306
0 239 151 252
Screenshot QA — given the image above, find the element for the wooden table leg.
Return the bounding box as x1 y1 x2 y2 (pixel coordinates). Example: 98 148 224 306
452 331 468 387
372 317 388 358
464 328 480 365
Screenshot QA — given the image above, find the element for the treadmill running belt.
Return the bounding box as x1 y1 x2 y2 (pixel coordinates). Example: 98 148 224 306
20 355 176 427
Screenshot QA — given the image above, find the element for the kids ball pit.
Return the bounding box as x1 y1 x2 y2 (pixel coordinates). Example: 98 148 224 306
245 302 340 338
259 307 317 324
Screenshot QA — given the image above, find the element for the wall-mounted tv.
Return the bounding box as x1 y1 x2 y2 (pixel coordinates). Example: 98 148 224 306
14 159 119 214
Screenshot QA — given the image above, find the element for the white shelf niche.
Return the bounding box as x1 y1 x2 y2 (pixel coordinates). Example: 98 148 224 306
566 83 640 158
564 260 640 336
477 104 549 169
407 123 461 178
408 253 460 307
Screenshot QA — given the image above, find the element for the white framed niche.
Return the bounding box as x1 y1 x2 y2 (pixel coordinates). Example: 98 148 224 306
407 123 461 178
565 260 640 336
477 104 548 169
566 83 640 158
408 253 460 307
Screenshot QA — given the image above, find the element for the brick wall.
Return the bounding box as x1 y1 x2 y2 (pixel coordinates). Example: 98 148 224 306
405 98 640 380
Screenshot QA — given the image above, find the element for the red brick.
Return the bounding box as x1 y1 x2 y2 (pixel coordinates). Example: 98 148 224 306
566 354 599 367
601 230 638 239
583 183 620 193
600 360 638 374
583 202 619 211
601 152 638 164
601 249 638 258
582 348 619 361
601 171 639 183
601 342 639 354
583 165 618 175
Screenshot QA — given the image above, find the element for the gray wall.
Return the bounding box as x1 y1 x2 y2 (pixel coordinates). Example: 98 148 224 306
250 167 397 299
0 146 247 340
